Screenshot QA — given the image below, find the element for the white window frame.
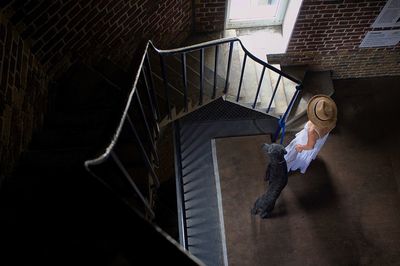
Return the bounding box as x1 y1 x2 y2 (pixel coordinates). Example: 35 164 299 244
225 0 289 29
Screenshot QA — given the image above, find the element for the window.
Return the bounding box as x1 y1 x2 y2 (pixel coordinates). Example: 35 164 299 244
226 0 289 29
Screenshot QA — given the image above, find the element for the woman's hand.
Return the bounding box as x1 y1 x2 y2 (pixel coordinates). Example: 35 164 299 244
295 144 303 152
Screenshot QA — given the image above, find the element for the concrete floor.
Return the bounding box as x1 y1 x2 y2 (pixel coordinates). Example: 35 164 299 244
215 76 400 266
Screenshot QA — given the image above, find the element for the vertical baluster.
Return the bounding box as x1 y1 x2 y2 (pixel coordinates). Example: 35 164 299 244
126 114 160 188
213 45 219 99
181 53 188 112
224 41 234 94
159 55 171 119
135 89 160 167
141 66 160 139
236 53 247 102
111 151 155 219
266 74 282 113
252 66 266 109
199 48 204 106
145 54 160 121
282 85 301 123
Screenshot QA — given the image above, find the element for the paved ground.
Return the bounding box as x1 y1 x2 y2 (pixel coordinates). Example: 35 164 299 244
215 76 400 266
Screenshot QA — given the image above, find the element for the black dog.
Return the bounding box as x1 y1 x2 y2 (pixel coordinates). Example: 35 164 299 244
251 143 288 218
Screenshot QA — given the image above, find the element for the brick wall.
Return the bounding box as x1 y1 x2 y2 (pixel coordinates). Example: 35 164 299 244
0 17 49 180
194 0 226 32
1 0 193 74
270 0 400 79
0 0 193 178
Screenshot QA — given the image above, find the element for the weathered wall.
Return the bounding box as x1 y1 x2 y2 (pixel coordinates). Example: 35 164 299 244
269 0 400 79
2 0 193 74
0 16 49 180
194 0 226 32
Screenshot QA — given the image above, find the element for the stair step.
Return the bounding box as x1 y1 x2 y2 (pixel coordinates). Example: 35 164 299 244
148 51 226 112
150 73 186 113
230 48 263 105
159 106 177 128
268 64 287 115
184 52 226 92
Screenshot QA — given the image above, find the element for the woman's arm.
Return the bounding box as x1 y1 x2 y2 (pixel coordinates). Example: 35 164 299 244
295 129 318 152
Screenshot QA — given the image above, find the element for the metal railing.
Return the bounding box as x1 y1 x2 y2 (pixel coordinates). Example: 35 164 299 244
85 36 302 248
149 37 302 141
85 42 161 220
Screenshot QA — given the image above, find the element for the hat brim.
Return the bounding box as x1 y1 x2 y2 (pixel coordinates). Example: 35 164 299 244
307 94 337 129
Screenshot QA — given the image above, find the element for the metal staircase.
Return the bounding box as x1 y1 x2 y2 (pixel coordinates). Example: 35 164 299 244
81 37 304 265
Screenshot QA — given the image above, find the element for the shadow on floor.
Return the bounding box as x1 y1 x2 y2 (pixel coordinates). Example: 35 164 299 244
215 76 400 266
291 159 338 212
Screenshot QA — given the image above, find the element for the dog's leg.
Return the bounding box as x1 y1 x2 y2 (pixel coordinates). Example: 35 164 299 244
260 209 270 219
260 199 276 219
251 198 261 215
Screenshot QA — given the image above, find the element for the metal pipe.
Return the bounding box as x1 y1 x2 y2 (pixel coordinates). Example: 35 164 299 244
160 55 172 119
181 53 188 112
145 54 160 121
252 66 266 109
213 45 219 99
141 66 160 139
199 48 204 105
135 90 160 167
224 41 234 94
266 74 282 113
126 114 160 188
236 53 247 102
149 38 302 84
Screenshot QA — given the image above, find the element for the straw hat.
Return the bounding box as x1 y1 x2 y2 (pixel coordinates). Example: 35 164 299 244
307 94 337 129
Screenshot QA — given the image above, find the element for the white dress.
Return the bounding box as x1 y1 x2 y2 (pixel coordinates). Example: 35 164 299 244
284 122 329 174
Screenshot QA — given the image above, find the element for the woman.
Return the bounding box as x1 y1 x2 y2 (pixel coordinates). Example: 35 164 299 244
284 94 337 174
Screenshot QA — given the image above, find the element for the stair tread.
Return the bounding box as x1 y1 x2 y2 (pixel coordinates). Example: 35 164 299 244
148 50 227 122
268 64 287 115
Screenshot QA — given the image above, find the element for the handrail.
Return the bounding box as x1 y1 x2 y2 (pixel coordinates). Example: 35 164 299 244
86 37 301 168
85 42 151 169
149 37 302 85
84 42 159 219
